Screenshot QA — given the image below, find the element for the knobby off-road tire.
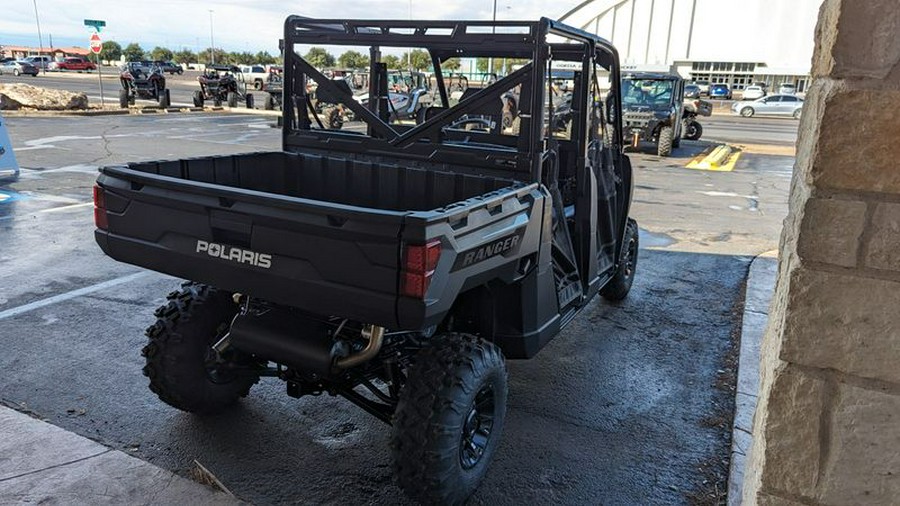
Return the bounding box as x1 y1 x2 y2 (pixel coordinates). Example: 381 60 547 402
657 125 674 157
264 94 275 110
227 91 238 108
192 90 204 107
323 107 343 129
601 218 639 301
118 89 129 109
391 333 508 506
158 89 171 108
142 282 259 414
245 94 255 109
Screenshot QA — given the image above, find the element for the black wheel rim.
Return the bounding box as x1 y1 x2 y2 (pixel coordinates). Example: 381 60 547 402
460 384 495 470
624 231 637 278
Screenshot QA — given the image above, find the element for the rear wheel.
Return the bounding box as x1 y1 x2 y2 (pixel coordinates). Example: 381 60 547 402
253 80 262 90
601 218 639 301
740 107 755 117
192 90 204 107
683 120 703 141
118 89 129 109
158 89 171 108
142 282 259 414
657 126 674 157
391 333 507 506
226 91 238 108
264 94 275 110
245 93 254 109
792 108 802 120
13 69 21 76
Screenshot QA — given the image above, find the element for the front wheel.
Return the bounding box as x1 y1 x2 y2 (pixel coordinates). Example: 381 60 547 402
657 125 674 157
118 89 129 109
226 91 238 108
601 218 639 301
793 109 802 120
142 282 260 414
740 107 755 117
323 107 343 129
392 333 508 506
245 94 254 109
192 90 204 107
13 69 21 76
264 94 275 110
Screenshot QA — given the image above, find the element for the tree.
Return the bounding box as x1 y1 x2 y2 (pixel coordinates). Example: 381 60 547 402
123 43 145 62
255 51 277 65
173 48 196 64
400 49 431 71
304 47 335 68
99 41 122 61
228 51 256 65
150 46 174 62
199 48 228 65
337 50 368 69
382 54 401 69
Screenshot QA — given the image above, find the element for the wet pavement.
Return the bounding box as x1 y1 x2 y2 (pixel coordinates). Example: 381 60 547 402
0 112 791 504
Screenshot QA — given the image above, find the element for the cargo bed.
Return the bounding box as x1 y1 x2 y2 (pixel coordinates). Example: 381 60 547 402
95 151 536 329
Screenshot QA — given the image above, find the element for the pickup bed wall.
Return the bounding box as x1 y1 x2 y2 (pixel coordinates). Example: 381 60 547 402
129 151 518 212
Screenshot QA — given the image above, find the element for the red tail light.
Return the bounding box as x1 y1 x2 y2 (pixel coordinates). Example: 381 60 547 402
401 240 441 298
93 184 108 230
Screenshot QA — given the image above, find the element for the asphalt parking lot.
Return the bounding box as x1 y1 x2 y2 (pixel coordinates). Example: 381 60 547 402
0 112 792 504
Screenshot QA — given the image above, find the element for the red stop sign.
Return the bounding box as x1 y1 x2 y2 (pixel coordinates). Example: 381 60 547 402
90 33 102 54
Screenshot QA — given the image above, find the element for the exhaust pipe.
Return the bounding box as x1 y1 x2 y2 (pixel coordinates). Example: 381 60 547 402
335 325 385 369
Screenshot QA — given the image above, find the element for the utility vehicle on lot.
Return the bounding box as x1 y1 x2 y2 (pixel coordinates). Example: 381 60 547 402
94 17 636 505
621 72 685 156
192 64 254 108
118 62 170 108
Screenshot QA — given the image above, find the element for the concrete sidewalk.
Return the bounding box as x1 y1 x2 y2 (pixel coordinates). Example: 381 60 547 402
0 405 243 504
727 251 779 505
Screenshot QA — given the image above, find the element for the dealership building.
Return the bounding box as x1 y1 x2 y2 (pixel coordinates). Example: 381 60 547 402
559 0 823 92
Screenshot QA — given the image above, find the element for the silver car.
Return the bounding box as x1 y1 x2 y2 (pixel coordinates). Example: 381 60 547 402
0 60 39 76
732 94 804 119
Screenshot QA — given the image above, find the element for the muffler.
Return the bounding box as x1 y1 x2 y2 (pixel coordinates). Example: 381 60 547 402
228 307 384 374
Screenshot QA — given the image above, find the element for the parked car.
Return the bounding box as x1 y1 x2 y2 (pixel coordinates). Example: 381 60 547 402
0 60 39 76
0 57 16 64
239 64 269 89
732 94 804 119
684 84 701 98
742 85 766 100
23 55 52 70
708 83 732 100
779 83 797 95
49 57 97 72
692 80 710 95
153 61 183 75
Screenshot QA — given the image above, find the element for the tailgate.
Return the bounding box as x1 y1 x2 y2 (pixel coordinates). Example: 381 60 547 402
95 166 405 328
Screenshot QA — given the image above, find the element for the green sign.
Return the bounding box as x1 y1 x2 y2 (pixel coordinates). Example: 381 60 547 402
83 19 106 31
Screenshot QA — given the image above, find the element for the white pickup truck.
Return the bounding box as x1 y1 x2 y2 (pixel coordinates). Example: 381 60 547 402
239 65 269 90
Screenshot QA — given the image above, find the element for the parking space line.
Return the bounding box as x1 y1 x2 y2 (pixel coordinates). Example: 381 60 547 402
40 202 93 213
0 272 150 320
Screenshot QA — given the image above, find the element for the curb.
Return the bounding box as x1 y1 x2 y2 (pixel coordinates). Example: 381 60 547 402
685 144 742 171
727 250 778 506
0 405 245 504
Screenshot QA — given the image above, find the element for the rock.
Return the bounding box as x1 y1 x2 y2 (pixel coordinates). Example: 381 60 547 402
0 83 89 110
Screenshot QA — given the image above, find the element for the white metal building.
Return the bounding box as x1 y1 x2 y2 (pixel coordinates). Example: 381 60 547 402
558 0 823 91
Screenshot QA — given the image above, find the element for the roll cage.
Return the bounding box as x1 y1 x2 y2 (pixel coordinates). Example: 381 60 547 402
281 16 624 184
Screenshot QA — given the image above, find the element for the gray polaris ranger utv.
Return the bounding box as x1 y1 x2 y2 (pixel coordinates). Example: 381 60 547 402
94 16 636 505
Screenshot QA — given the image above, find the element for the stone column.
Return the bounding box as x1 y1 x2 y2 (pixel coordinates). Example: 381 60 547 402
743 0 900 504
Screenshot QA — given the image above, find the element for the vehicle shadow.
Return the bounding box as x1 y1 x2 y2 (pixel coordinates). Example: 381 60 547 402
130 247 748 505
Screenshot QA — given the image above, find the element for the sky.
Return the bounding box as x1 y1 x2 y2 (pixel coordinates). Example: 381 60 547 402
3 0 821 69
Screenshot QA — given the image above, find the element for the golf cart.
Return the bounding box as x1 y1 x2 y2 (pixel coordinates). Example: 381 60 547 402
620 72 684 156
193 64 254 108
118 62 170 108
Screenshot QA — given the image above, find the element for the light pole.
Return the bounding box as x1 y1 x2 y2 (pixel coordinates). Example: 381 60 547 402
208 10 215 65
488 0 497 75
407 0 412 70
32 0 45 74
